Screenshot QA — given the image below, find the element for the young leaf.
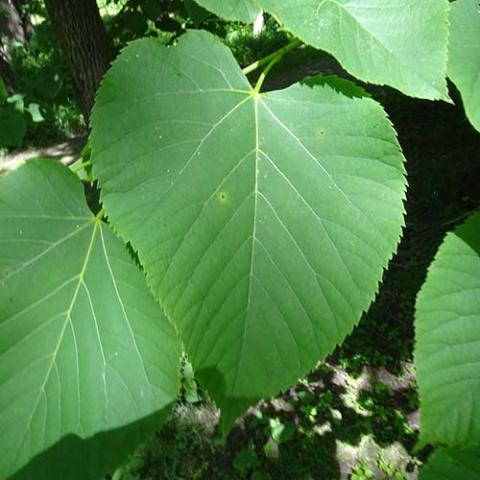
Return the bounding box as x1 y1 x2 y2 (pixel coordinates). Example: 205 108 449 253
448 0 480 132
27 103 44 123
420 448 480 480
192 0 259 22
0 160 181 479
91 31 406 433
415 212 480 448
257 0 450 100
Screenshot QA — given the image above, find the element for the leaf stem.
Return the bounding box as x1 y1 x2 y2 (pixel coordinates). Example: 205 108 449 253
271 13 284 28
253 39 301 93
242 38 301 76
71 160 92 173
95 208 106 222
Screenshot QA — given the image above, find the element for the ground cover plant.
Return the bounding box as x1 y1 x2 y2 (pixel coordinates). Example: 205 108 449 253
1 0 480 479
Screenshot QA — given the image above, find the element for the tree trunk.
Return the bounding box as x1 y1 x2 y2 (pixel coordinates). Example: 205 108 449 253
12 0 34 40
0 0 27 45
0 0 34 91
44 0 112 122
0 46 16 91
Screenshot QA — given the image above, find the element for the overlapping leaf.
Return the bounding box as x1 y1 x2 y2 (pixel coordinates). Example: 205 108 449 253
0 160 181 479
420 448 480 480
192 0 259 22
91 30 406 432
415 212 480 447
448 0 480 132
257 0 450 100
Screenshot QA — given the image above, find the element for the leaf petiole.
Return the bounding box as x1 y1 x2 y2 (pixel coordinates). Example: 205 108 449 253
242 38 301 77
252 39 302 93
70 160 92 173
95 208 106 222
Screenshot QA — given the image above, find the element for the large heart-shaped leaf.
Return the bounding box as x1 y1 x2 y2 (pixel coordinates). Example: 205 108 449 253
0 160 181 479
257 0 450 100
415 212 480 447
192 0 259 22
91 30 406 432
448 0 480 133
420 448 480 480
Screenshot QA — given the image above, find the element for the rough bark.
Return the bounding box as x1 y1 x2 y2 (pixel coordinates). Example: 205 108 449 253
12 0 33 40
0 0 33 91
0 0 26 45
44 0 113 121
0 46 15 90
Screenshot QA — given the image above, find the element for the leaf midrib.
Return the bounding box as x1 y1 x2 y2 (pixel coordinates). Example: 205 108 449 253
231 97 261 394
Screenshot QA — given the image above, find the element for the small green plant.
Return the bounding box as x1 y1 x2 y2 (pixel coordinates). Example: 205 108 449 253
351 462 375 480
1 12 84 149
233 446 258 474
378 455 408 480
0 78 44 147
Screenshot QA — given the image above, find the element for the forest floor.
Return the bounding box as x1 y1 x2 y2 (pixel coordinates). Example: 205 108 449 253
0 135 86 174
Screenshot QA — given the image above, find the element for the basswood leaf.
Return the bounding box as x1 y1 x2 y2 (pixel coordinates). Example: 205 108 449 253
91 30 406 432
415 212 480 447
0 159 181 479
420 448 480 480
192 0 259 22
257 0 450 100
448 0 480 132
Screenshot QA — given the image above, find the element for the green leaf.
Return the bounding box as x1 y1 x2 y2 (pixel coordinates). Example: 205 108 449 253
7 93 25 112
269 418 294 443
233 447 258 473
447 0 480 132
302 75 371 99
257 0 450 100
0 160 181 479
192 0 259 22
415 212 480 447
27 103 44 123
90 31 406 433
420 448 480 480
0 106 27 147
